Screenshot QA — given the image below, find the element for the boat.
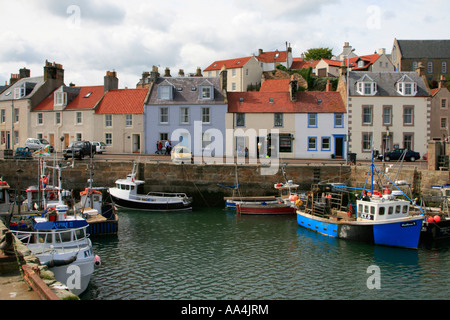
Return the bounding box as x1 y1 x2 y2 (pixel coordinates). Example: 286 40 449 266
419 184 450 240
74 160 119 235
10 162 100 296
108 164 193 212
235 181 300 215
295 160 424 249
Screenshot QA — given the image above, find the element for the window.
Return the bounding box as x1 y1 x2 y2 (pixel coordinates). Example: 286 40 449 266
383 106 392 125
37 113 43 125
199 82 214 100
160 133 168 143
105 133 112 145
160 107 168 124
362 106 373 125
396 75 417 96
440 117 447 130
442 99 448 109
334 113 343 128
14 87 25 99
202 108 210 124
412 61 418 71
105 114 112 127
403 134 413 150
0 110 5 123
403 106 414 125
236 113 245 127
201 86 211 99
321 137 331 151
14 109 19 123
443 62 448 74
54 92 67 106
76 112 82 124
55 112 61 125
232 69 236 77
232 83 236 91
76 133 82 141
180 107 189 124
427 61 433 74
274 113 283 127
356 75 377 96
158 84 173 100
308 113 317 128
125 114 132 127
308 137 317 151
362 133 372 152
279 134 292 153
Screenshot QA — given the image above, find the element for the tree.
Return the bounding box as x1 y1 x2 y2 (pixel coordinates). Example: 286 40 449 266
303 47 333 61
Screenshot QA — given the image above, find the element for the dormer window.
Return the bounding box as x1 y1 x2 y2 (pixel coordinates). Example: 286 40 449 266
198 80 214 100
13 82 36 99
356 75 377 96
158 80 174 100
396 75 417 96
54 92 67 106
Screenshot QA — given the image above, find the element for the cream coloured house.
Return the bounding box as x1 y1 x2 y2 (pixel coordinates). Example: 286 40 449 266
204 56 262 92
344 71 431 160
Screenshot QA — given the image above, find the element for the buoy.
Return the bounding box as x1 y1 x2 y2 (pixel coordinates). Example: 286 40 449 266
427 216 435 223
95 255 101 266
434 215 441 223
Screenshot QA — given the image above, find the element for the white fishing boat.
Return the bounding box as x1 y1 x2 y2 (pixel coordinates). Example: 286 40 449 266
108 164 193 212
11 161 100 296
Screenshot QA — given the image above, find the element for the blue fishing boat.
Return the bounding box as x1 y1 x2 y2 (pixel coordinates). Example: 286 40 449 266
296 160 424 249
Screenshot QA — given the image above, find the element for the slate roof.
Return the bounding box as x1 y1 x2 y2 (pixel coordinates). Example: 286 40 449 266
0 76 45 101
95 88 149 114
204 57 253 72
347 71 430 97
146 77 226 105
227 91 345 114
397 40 450 59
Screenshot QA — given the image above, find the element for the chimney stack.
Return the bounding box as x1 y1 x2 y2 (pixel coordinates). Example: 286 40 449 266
164 67 171 77
289 75 298 102
195 67 202 77
416 62 425 77
19 67 30 79
326 79 333 92
178 69 185 77
104 70 119 92
439 75 447 89
44 60 64 82
219 65 228 103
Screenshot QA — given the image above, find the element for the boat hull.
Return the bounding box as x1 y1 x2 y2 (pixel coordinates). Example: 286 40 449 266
110 194 192 212
420 218 450 240
296 210 423 249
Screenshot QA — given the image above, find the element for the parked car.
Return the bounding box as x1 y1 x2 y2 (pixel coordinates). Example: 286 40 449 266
25 138 54 153
171 146 192 164
63 141 94 160
91 141 106 154
378 149 420 162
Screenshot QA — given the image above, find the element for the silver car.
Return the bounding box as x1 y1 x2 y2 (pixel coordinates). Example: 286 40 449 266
25 138 54 153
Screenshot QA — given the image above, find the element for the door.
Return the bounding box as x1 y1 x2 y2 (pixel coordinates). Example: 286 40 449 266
334 136 344 158
64 134 70 148
49 134 54 148
132 134 140 153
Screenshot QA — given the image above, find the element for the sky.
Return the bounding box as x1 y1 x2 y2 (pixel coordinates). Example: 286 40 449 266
0 0 448 89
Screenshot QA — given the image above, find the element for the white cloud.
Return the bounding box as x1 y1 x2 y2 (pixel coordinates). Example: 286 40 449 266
0 0 448 88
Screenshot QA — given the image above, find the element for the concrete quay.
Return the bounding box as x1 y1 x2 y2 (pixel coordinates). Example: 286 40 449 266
0 221 79 300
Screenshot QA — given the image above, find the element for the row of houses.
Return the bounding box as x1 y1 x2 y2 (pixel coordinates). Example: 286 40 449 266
0 39 449 162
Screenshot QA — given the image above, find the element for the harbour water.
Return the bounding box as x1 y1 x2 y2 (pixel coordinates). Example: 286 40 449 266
81 207 450 301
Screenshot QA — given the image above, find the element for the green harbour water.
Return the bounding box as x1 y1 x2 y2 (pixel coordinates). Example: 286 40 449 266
81 207 450 300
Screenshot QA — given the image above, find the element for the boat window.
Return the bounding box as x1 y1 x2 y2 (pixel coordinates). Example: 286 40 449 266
358 204 363 213
370 206 375 215
38 232 52 243
56 230 72 243
75 228 85 240
402 205 408 214
364 205 369 213
130 185 135 191
395 205 401 214
379 207 385 215
388 206 394 214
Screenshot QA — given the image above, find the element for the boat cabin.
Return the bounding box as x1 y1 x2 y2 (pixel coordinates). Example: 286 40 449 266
114 175 145 196
356 191 410 222
274 180 299 199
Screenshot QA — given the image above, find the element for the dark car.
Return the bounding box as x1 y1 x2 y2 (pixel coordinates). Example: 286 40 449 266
63 141 94 160
378 149 420 162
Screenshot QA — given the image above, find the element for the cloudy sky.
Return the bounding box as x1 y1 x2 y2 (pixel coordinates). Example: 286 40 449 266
0 0 448 88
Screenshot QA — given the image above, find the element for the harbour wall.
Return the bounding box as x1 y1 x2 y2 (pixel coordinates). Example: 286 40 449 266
0 159 448 207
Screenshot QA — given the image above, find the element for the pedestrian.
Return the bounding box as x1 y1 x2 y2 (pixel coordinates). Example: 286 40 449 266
165 140 172 155
156 141 163 154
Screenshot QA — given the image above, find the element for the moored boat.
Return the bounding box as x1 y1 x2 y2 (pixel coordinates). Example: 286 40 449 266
419 184 450 240
295 161 424 249
108 164 193 212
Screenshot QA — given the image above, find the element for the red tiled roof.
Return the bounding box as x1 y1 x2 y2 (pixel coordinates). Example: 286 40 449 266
348 54 381 70
95 88 148 114
260 79 290 92
33 86 104 111
322 59 344 67
291 59 319 70
65 86 104 110
204 56 253 72
256 50 287 63
227 91 345 114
